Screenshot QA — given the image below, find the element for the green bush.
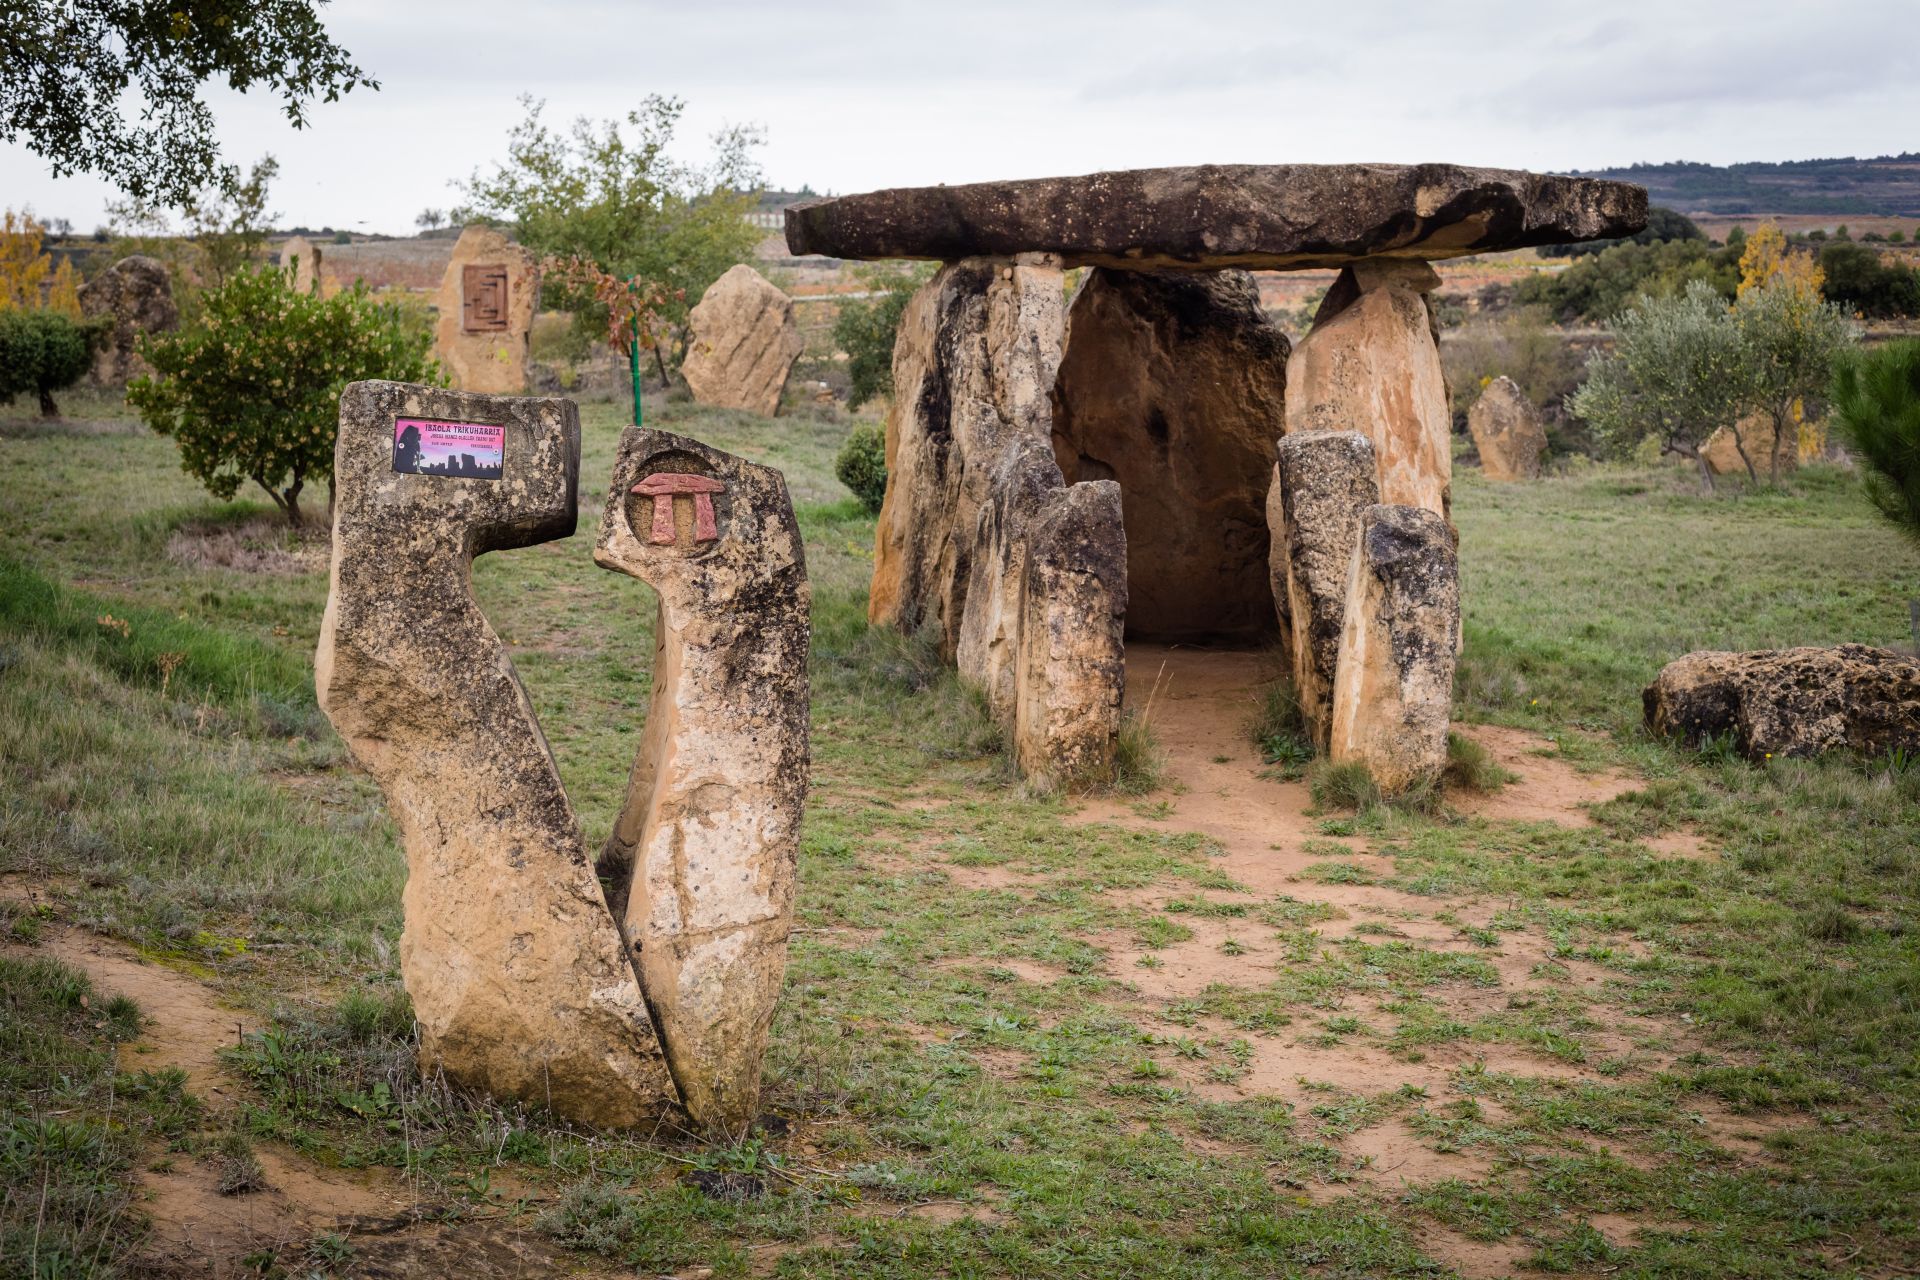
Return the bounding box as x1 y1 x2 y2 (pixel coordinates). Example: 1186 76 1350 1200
835 423 888 514
129 264 439 526
832 262 931 408
1830 339 1920 545
0 310 93 416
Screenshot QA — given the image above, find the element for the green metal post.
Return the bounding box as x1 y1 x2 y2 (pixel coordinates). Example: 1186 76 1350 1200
628 278 644 428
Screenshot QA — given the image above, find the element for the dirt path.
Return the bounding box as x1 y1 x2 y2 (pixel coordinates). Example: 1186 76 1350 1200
1065 644 1765 1278
24 923 623 1279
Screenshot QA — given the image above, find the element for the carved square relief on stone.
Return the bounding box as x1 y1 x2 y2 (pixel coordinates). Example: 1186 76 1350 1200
461 264 510 333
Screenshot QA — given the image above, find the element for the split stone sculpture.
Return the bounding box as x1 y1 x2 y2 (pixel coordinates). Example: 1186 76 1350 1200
317 381 807 1137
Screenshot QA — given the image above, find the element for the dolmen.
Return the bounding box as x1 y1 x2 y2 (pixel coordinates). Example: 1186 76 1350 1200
317 381 809 1136
787 164 1644 791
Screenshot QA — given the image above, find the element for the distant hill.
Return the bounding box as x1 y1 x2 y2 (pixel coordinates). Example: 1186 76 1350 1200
1571 155 1920 217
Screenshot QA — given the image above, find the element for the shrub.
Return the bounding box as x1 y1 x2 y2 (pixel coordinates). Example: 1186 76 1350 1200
129 264 439 525
832 262 930 408
0 310 93 416
1829 339 1920 546
1819 242 1920 319
835 423 888 514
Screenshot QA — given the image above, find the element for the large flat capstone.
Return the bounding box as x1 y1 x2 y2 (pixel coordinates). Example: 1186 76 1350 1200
785 164 1646 270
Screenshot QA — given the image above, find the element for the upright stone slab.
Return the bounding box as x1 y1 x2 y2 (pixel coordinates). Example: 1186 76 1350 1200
315 381 677 1129
1328 504 1461 794
1271 432 1380 745
1468 375 1547 482
1285 260 1453 520
595 428 810 1138
869 255 1065 652
78 255 176 384
1014 480 1127 782
681 264 805 417
433 226 538 395
1051 268 1288 640
955 435 1067 728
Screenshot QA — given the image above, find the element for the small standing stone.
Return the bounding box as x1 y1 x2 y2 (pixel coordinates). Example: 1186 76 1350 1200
432 226 538 394
1328 504 1460 794
594 426 811 1138
1270 432 1380 745
1468 375 1547 482
680 265 804 417
78 256 177 384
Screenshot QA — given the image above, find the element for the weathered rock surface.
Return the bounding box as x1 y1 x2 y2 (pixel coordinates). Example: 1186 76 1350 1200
595 427 810 1138
316 381 677 1130
1285 263 1453 520
869 256 1065 650
432 226 538 395
1051 268 1288 639
1271 433 1381 744
866 254 1127 781
680 264 805 417
1644 645 1920 760
78 256 177 384
1468 375 1547 482
1702 414 1796 479
1014 480 1127 782
1328 504 1461 794
786 164 1647 270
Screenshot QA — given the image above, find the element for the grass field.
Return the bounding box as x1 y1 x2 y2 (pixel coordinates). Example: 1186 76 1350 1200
1 388 1917 1278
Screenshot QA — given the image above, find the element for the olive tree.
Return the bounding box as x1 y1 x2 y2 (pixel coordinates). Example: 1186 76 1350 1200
128 264 438 525
1569 281 1749 491
1732 278 1857 485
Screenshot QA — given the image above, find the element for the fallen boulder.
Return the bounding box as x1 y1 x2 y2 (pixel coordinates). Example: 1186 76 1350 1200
1644 644 1920 759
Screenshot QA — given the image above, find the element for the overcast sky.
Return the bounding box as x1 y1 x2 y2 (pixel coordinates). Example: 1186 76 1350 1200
5 0 1917 235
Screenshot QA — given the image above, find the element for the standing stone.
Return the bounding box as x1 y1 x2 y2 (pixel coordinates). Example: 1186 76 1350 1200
869 255 1066 652
956 435 1066 728
1271 432 1381 745
680 264 805 417
315 381 677 1130
1014 480 1127 782
77 256 177 384
432 226 538 395
595 427 810 1138
279 236 325 296
1285 260 1452 520
1467 375 1547 481
1328 504 1461 795
1051 268 1288 640
1702 414 1796 479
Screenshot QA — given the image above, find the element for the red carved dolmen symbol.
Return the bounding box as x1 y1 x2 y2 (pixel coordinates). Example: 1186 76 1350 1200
631 472 726 546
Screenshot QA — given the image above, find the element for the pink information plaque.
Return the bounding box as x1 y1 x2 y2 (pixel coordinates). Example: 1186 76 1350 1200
392 418 504 480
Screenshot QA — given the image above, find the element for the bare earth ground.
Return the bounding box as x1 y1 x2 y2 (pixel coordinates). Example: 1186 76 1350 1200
15 644 1799 1279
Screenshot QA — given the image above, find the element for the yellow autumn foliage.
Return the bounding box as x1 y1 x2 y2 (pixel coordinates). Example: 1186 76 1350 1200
0 209 52 311
1737 221 1824 300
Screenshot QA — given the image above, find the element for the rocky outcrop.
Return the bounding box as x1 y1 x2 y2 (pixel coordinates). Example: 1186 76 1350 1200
680 265 804 417
1270 432 1380 744
316 381 677 1130
786 164 1647 270
432 226 537 395
78 256 177 384
594 427 810 1138
1468 375 1546 482
1051 268 1288 640
1328 504 1461 794
1702 414 1795 479
1644 645 1920 760
1285 262 1452 519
